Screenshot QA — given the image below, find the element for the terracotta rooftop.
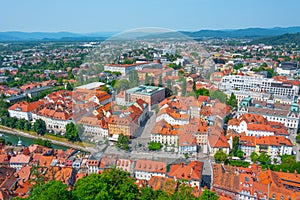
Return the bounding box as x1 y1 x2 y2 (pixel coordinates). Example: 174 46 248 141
134 159 166 173
168 161 203 181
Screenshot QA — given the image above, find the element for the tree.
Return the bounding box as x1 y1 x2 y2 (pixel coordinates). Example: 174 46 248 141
16 118 27 130
166 79 172 90
66 82 73 91
296 133 300 144
27 180 70 200
111 79 117 87
227 93 238 108
172 184 197 200
144 73 150 86
34 138 52 148
181 78 186 96
233 63 243 71
33 119 47 135
0 99 10 118
116 134 129 151
129 70 139 88
24 121 32 131
232 136 239 156
0 137 5 145
140 187 170 200
72 168 139 200
236 150 245 159
101 86 110 93
250 152 259 163
150 77 155 86
65 122 80 142
214 150 228 163
148 141 161 151
57 77 63 85
258 152 271 165
113 79 130 93
158 75 163 87
67 70 74 79
210 90 227 103
200 189 219 200
192 81 196 91
184 153 189 159
194 88 210 98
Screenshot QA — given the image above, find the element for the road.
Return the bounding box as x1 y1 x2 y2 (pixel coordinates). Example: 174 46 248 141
289 131 300 162
131 110 157 150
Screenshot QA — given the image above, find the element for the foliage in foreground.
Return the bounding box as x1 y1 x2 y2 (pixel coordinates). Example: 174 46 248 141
17 168 219 200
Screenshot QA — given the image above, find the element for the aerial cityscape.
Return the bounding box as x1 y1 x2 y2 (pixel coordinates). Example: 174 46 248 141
0 0 300 200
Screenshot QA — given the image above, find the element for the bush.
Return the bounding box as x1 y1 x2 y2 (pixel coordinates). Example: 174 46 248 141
228 160 250 167
148 141 161 151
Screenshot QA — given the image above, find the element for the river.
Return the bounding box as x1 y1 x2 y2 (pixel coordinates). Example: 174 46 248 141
1 132 68 150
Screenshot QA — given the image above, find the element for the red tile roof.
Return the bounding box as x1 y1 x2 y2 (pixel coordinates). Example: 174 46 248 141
168 161 203 181
134 159 166 173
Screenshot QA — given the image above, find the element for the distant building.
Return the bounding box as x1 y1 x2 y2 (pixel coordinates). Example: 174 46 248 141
219 75 299 99
125 85 165 108
104 62 150 76
75 82 106 90
238 95 300 133
276 62 298 77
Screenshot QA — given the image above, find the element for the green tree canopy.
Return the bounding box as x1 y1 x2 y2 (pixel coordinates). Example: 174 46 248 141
232 136 239 157
113 79 130 93
116 134 129 151
148 141 161 151
72 168 139 200
258 152 271 165
144 73 150 86
33 119 47 135
250 152 259 163
181 78 186 96
129 70 139 88
296 133 300 144
214 150 228 163
26 180 70 200
158 75 163 87
226 93 238 108
210 90 226 103
65 123 81 142
199 189 219 200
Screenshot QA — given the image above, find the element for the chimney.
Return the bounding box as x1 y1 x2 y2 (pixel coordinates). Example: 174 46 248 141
181 162 184 168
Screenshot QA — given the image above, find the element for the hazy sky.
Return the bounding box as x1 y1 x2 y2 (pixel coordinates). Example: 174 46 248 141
1 0 300 33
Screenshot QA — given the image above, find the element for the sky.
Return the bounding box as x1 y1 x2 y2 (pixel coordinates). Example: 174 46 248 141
1 0 300 33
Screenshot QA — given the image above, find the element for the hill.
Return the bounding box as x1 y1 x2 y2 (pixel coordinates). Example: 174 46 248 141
0 31 112 41
250 32 300 45
1 27 300 41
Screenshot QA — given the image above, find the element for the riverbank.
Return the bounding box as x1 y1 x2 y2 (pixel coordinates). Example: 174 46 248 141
0 125 94 153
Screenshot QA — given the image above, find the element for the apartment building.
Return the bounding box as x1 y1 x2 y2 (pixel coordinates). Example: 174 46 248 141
238 95 300 133
228 113 289 137
134 159 166 181
8 101 44 121
77 116 108 138
150 120 179 147
125 85 165 108
219 75 299 98
104 62 151 76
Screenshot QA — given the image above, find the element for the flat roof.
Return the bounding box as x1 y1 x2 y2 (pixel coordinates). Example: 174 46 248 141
76 82 106 90
126 85 165 96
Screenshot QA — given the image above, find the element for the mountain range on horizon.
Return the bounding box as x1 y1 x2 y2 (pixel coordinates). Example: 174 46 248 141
1 26 300 41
